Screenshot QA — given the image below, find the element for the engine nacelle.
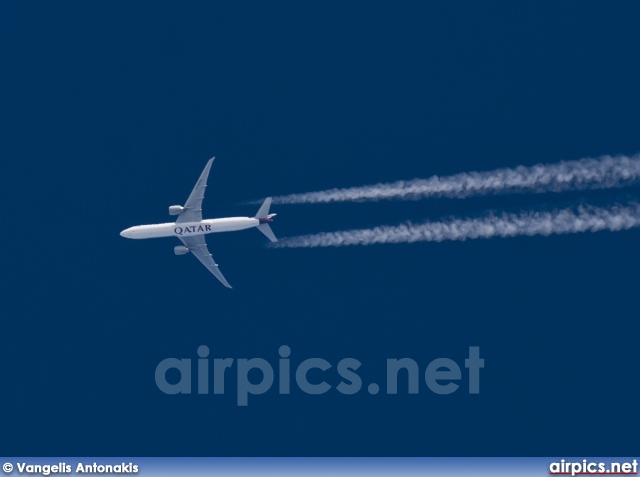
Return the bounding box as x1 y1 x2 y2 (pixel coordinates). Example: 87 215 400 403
169 205 185 216
174 245 189 255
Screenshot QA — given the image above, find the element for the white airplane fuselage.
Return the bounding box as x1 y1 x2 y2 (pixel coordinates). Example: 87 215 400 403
120 156 277 287
120 217 260 240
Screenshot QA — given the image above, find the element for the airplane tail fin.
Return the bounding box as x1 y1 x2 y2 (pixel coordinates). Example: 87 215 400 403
255 198 277 242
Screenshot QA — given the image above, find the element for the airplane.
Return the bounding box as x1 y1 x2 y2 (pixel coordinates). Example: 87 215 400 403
120 157 276 288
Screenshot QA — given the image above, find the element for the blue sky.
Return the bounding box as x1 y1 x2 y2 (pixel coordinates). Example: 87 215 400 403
1 2 639 456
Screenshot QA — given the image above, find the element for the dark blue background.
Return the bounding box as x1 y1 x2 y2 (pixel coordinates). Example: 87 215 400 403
1 1 639 456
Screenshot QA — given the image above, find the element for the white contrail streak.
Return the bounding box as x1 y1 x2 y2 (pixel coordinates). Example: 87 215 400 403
271 203 640 248
268 154 640 204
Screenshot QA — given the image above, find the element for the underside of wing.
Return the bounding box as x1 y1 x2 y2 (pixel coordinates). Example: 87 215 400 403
176 158 214 224
179 235 232 288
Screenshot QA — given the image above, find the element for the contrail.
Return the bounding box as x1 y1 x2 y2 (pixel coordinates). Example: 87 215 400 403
271 203 640 248
267 154 640 204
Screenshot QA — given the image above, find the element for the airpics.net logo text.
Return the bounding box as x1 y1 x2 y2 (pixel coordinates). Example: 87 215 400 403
154 346 484 406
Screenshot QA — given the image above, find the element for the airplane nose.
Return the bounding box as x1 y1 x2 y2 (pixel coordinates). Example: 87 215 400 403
120 229 131 238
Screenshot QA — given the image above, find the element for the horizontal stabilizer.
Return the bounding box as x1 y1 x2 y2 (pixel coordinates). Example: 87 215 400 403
255 197 272 219
257 223 277 242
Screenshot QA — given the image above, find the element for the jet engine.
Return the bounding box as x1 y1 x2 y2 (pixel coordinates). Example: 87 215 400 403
169 205 185 216
174 245 189 255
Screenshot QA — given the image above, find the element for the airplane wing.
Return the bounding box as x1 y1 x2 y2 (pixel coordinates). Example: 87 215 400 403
176 157 214 224
179 234 232 288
